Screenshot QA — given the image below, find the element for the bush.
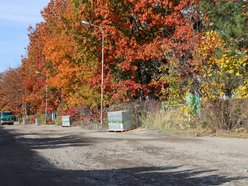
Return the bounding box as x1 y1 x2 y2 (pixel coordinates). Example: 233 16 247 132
136 98 248 135
199 98 248 131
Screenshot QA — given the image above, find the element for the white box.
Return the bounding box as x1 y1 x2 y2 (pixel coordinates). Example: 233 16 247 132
108 110 132 131
62 116 71 127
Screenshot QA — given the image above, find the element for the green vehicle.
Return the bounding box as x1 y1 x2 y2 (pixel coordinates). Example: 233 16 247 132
0 110 14 125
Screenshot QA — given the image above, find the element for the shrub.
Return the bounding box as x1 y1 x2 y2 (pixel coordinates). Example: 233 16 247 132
138 98 248 134
199 98 248 131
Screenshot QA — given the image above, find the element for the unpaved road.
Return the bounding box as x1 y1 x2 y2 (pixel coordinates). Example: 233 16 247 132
0 124 248 186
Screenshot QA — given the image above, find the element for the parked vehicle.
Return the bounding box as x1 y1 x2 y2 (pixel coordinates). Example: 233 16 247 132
0 110 14 125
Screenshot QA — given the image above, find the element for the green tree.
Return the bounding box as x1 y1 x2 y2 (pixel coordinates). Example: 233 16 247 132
200 0 247 52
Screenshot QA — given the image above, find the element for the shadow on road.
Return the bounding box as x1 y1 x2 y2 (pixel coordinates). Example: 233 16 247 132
0 126 246 186
17 134 93 149
67 166 245 186
4 127 93 149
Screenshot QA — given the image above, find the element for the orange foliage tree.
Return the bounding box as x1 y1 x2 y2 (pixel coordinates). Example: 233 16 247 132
78 0 200 103
0 68 23 115
21 0 201 114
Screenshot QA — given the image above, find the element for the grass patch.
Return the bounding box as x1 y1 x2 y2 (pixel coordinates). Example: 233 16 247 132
140 106 248 138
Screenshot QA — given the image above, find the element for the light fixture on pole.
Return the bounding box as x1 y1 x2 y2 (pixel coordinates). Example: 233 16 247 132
81 20 104 127
36 71 48 125
45 74 48 125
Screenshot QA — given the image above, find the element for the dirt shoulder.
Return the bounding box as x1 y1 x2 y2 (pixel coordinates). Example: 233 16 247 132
1 124 248 186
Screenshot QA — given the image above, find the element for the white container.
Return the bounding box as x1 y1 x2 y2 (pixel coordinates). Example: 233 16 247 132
35 117 41 126
62 116 71 127
108 110 132 131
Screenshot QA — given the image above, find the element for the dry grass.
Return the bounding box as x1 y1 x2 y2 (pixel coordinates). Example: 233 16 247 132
139 99 248 138
199 98 248 131
63 99 248 138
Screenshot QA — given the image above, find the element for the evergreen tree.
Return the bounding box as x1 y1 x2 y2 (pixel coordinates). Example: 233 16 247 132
200 0 247 52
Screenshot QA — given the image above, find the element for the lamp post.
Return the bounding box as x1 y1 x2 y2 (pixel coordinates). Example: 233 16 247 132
45 74 48 125
18 88 27 124
81 20 104 127
36 71 48 125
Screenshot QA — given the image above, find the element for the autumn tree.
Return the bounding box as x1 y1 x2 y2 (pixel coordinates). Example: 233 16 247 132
0 68 23 115
20 23 62 114
73 0 200 103
41 0 100 108
160 0 247 103
21 0 247 119
21 0 102 116
21 0 202 115
198 0 248 98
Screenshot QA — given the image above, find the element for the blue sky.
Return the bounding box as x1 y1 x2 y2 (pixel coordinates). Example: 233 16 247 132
0 0 50 72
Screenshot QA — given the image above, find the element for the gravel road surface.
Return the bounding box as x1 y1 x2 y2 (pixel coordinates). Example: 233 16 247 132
0 124 247 186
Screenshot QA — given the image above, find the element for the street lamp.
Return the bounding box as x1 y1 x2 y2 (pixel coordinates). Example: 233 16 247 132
18 88 27 124
81 20 104 127
45 74 48 125
36 71 48 125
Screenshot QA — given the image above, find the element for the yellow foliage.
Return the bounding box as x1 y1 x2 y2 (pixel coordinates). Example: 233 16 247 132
195 30 248 99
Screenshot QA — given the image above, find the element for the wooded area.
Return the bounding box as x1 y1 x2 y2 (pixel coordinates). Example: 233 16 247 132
0 0 247 130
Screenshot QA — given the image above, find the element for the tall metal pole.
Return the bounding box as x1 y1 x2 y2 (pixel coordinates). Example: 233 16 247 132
35 71 48 125
24 102 27 124
100 28 104 128
45 75 48 124
82 21 104 127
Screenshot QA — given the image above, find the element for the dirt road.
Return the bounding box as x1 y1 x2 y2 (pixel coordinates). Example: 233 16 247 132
1 124 247 186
